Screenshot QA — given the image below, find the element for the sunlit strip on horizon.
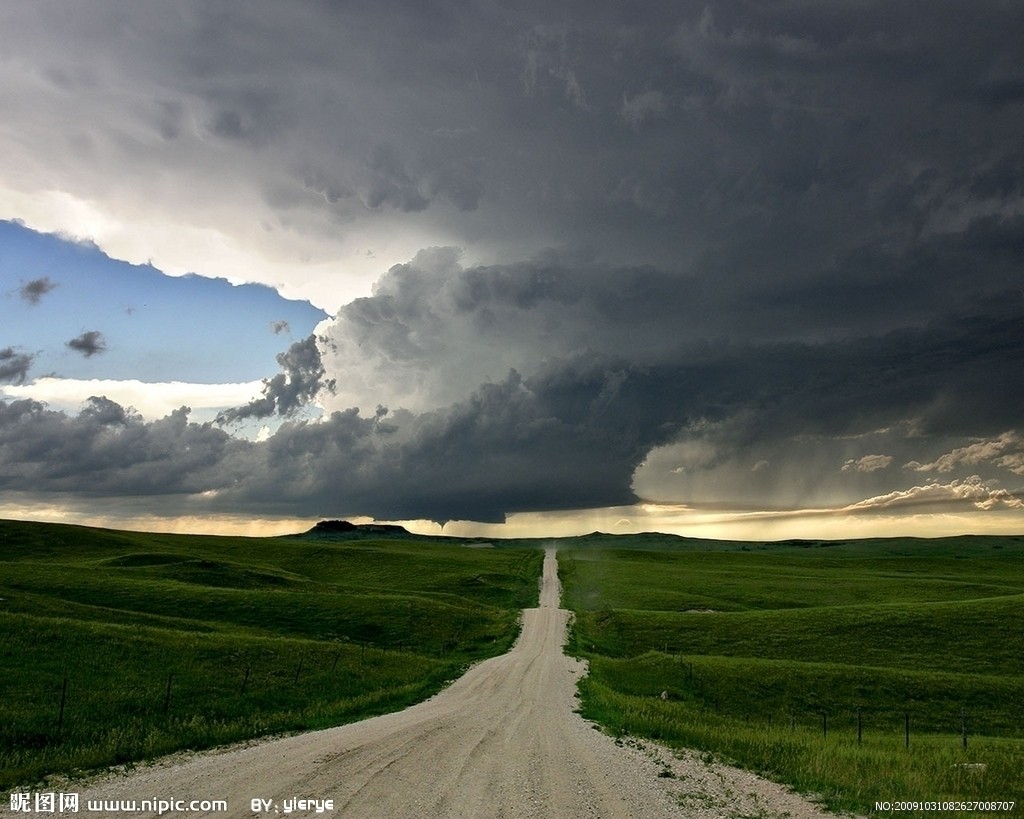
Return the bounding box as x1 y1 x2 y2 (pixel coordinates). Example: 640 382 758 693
2 497 1021 542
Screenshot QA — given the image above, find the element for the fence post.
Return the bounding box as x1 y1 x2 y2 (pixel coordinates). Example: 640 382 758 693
163 674 174 715
240 666 250 696
961 708 967 749
822 712 827 738
905 712 910 748
294 657 304 685
57 675 68 735
857 706 862 745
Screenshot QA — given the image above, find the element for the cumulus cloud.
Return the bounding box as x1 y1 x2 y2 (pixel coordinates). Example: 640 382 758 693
0 398 249 498
0 348 34 385
905 432 1024 476
843 476 1024 514
3 377 264 421
66 331 106 357
18 276 57 304
217 334 334 423
842 454 893 473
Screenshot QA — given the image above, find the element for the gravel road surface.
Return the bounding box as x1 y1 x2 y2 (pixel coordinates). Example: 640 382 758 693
9 548 845 818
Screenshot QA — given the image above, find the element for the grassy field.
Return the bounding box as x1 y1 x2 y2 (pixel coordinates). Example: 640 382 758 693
559 536 1024 816
0 519 542 789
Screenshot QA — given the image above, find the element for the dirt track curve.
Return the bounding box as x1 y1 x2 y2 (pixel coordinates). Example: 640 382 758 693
12 548 843 818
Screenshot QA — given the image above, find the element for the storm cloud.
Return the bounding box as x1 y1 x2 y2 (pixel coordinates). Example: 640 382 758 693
0 2 1022 529
4 292 1022 524
2 2 1022 310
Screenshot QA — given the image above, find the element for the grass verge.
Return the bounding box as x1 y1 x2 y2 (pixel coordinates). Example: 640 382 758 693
560 536 1024 816
0 519 542 789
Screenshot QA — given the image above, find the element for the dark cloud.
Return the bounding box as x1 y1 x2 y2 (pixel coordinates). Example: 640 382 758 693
18 277 57 304
0 398 249 497
79 394 134 426
628 305 1024 510
217 334 334 423
190 360 683 523
3 290 1022 523
1 2 1023 526
3 232 1023 524
317 267 1024 520
321 245 1024 416
0 348 34 385
6 361 647 520
2 0 1020 311
270 320 290 335
66 331 107 357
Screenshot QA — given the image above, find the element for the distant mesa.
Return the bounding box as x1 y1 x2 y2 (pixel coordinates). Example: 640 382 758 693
301 519 412 538
311 520 358 533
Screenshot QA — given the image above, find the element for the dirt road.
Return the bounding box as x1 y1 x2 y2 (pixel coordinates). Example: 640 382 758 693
18 548 840 818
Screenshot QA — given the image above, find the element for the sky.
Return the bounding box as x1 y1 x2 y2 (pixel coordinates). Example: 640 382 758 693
1 0 1023 540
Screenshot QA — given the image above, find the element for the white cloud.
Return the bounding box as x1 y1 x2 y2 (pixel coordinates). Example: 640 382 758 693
905 432 1024 476
844 475 1024 513
2 377 262 421
842 454 893 473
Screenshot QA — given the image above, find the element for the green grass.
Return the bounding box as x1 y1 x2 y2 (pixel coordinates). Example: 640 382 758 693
560 536 1024 816
0 519 543 789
